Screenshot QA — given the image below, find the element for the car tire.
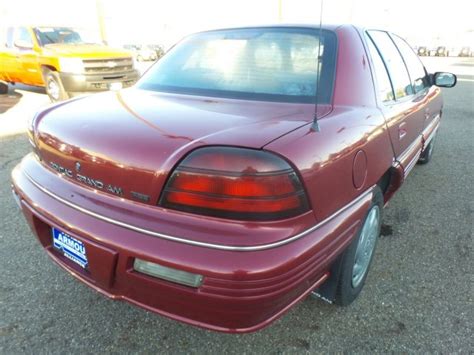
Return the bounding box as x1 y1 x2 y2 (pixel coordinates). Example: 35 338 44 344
44 70 68 102
0 81 8 94
335 186 383 306
136 55 143 62
418 134 436 164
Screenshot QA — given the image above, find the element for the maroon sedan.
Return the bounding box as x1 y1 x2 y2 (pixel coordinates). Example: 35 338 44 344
11 25 456 332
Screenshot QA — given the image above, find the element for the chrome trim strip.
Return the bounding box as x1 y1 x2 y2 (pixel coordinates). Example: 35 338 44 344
398 113 441 178
403 150 421 178
422 114 440 148
425 112 440 130
398 137 421 167
424 128 437 147
22 170 374 252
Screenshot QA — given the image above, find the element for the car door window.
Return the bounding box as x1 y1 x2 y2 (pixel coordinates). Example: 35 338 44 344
390 34 430 94
368 30 413 100
366 35 395 103
14 27 33 48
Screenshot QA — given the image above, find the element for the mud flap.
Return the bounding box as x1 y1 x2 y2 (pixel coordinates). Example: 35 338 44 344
310 254 344 304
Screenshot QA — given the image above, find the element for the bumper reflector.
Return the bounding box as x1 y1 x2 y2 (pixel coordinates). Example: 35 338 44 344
133 259 203 288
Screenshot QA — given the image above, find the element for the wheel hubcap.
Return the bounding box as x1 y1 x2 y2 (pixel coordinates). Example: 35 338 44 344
47 79 60 100
352 205 380 288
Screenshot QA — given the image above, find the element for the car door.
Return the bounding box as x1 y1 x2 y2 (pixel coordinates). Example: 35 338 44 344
366 30 425 177
12 27 43 86
389 34 442 149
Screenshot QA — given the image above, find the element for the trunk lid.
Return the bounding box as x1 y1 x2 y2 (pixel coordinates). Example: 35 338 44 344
34 89 323 205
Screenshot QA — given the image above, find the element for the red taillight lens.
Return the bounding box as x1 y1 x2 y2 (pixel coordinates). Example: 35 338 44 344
159 147 310 220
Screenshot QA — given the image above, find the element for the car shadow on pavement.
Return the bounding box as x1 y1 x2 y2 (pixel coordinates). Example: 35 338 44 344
0 84 47 114
0 88 23 114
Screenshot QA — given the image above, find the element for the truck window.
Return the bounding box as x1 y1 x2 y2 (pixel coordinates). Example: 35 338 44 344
5 27 14 48
13 27 33 48
34 27 84 46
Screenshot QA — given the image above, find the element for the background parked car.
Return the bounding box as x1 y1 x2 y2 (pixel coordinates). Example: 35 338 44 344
458 46 472 57
435 46 449 56
145 44 165 60
417 46 429 56
0 26 139 101
123 44 157 61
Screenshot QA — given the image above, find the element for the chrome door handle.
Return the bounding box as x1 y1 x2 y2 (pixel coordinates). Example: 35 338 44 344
399 122 407 140
424 107 430 120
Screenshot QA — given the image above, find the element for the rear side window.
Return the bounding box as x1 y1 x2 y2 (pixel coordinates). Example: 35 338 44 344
366 36 394 102
390 34 429 93
368 30 413 100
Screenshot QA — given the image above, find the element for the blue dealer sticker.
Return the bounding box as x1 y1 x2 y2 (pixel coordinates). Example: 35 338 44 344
52 228 88 269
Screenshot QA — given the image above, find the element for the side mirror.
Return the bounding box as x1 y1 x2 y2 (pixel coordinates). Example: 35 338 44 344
14 39 33 50
433 72 457 88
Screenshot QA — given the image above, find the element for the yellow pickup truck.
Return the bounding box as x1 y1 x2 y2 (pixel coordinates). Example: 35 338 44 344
0 26 139 101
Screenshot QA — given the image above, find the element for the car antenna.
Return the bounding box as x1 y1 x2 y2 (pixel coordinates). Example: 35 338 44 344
311 0 324 132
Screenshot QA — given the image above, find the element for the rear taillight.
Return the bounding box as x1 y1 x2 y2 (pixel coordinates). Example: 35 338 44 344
159 147 310 220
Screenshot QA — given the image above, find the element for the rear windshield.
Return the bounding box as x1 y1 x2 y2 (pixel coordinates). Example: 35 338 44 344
138 28 337 104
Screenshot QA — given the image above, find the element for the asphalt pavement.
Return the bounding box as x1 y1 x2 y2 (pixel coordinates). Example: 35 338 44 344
0 58 473 353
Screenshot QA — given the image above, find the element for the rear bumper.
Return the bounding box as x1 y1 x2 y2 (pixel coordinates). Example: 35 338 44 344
11 154 372 333
59 70 140 94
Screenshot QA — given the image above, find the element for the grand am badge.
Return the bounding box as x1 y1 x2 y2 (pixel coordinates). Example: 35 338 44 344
50 161 123 196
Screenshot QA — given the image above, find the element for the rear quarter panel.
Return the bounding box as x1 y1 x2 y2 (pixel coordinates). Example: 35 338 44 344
265 107 393 221
266 25 395 221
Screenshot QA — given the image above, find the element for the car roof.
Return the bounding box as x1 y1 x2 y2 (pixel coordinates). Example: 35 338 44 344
196 23 344 33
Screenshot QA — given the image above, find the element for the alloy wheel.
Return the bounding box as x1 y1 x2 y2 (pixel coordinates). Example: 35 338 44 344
352 205 380 288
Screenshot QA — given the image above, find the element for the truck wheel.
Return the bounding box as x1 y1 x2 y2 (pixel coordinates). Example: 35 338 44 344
418 134 436 165
335 186 383 306
44 70 68 102
0 81 8 94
